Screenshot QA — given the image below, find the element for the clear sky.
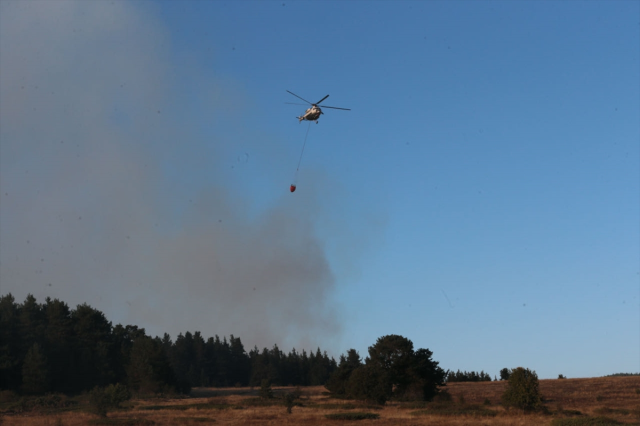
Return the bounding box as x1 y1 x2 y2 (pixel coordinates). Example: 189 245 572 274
1 0 638 380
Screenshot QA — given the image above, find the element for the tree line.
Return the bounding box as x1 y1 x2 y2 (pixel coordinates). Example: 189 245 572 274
445 369 493 382
0 294 336 395
1 293 504 400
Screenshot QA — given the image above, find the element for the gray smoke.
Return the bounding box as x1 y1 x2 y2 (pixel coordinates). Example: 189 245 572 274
0 1 368 352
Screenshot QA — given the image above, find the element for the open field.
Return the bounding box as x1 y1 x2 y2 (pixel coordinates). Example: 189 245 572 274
2 376 639 425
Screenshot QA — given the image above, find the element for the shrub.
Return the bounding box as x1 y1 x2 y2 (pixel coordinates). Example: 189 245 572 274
88 384 131 417
594 407 630 416
550 417 623 426
501 367 542 412
105 383 131 407
432 388 452 402
0 390 19 403
89 387 110 417
87 419 156 425
284 393 295 414
259 379 273 400
410 403 497 417
325 412 380 420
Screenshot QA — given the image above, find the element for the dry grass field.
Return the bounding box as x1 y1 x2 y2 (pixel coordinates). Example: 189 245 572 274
2 376 639 425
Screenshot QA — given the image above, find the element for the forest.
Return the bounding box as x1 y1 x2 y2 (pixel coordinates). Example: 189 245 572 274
0 294 337 395
1 294 494 398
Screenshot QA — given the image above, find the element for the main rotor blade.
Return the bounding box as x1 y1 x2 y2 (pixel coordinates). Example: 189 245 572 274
320 105 351 111
286 90 312 105
316 94 330 105
285 102 309 106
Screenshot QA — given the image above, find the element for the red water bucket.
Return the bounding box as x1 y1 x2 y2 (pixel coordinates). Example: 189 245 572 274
290 184 296 193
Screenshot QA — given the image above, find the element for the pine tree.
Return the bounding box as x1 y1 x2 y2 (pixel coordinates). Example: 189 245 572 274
21 342 49 394
325 349 362 396
0 294 22 390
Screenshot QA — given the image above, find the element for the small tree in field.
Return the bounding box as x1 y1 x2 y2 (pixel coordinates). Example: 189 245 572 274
259 379 273 399
501 367 542 413
88 383 131 417
284 392 295 414
499 368 511 381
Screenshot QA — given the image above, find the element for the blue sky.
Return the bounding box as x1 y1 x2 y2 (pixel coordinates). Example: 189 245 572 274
1 0 638 379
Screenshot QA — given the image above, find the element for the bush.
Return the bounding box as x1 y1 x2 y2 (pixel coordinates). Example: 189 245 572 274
432 389 452 403
501 367 542 412
283 393 295 414
88 384 131 417
593 407 630 416
0 390 19 403
259 379 273 399
4 393 75 414
325 412 380 420
87 419 156 425
550 418 623 426
410 403 497 417
105 383 131 407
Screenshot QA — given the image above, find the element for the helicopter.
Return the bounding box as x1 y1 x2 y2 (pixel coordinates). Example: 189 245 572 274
286 90 350 123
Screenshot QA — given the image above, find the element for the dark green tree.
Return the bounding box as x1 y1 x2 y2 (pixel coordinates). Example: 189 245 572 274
284 392 295 413
285 348 302 385
346 364 390 405
21 342 50 394
408 348 447 401
229 335 249 386
249 347 272 387
111 325 147 386
0 294 22 390
127 336 180 394
500 368 512 381
446 369 492 383
43 297 74 392
20 294 45 349
309 348 334 385
501 367 542 412
72 303 113 390
366 335 415 397
88 383 131 417
259 378 273 399
299 350 311 385
325 349 362 396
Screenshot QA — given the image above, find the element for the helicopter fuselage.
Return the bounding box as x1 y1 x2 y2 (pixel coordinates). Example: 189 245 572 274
298 105 323 122
287 90 349 123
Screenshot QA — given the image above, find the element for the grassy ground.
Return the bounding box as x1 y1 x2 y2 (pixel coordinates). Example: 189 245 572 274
1 376 639 425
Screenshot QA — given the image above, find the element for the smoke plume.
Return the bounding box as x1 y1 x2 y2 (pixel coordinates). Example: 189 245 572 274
0 0 365 352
